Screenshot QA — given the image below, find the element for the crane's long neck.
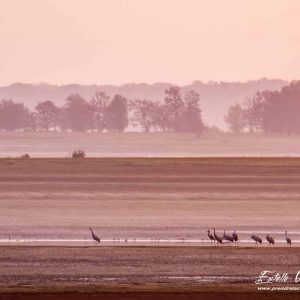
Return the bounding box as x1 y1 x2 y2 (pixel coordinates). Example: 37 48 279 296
90 228 94 234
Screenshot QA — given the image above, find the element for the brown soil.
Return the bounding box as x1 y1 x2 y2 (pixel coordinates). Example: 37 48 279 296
0 158 300 240
0 246 299 299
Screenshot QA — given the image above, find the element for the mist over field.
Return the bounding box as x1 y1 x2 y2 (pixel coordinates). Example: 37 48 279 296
1 80 300 157
1 1 300 299
0 79 286 129
1 131 300 158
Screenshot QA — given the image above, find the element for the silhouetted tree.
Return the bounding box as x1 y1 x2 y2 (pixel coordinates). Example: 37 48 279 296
35 100 60 131
224 103 245 133
182 90 204 137
242 93 264 133
131 99 158 132
64 94 92 132
0 100 31 131
164 86 184 131
261 81 300 134
130 89 204 135
106 94 128 132
90 91 110 132
152 103 170 132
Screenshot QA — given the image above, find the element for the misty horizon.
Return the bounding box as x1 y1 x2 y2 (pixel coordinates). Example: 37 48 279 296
0 77 295 88
0 78 289 129
1 0 300 85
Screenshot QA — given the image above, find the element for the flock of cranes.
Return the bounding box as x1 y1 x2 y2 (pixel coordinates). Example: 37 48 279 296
207 229 292 246
90 227 293 246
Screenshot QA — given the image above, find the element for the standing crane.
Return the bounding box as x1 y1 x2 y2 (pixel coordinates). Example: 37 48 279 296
207 230 215 246
223 230 234 243
232 230 239 246
285 231 292 246
213 228 223 244
266 233 275 246
251 234 262 246
89 227 100 243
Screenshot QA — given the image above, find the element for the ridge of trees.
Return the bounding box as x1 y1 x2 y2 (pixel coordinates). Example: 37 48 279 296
1 81 300 135
0 86 204 136
224 81 300 134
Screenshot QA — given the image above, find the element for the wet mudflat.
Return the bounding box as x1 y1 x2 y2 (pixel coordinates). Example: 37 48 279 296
0 245 299 299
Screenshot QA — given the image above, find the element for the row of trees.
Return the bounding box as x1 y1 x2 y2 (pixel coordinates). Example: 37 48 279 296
131 87 204 136
3 80 299 135
0 93 128 132
225 81 300 134
0 86 204 135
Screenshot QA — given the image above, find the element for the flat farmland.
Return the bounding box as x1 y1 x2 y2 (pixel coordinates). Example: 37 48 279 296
1 157 300 299
0 157 299 240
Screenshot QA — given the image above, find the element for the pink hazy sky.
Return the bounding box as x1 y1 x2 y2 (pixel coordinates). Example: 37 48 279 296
0 0 299 85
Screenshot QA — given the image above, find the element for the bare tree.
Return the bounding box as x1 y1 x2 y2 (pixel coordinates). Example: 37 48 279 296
183 90 204 137
243 92 264 133
131 99 158 132
35 100 60 131
90 91 110 132
164 86 184 131
151 103 170 132
106 94 128 132
64 94 93 132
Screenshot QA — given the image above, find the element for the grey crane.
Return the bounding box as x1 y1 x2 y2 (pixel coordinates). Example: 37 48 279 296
285 231 292 246
223 230 234 243
251 234 262 246
213 228 223 244
207 230 215 245
89 227 100 243
266 233 275 245
232 230 239 246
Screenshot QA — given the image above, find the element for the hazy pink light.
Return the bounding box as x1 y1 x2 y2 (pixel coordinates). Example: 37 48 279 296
0 0 299 85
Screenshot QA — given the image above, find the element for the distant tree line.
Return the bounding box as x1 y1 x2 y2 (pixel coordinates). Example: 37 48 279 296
131 86 204 136
225 81 300 134
0 86 204 136
0 93 128 132
3 80 300 135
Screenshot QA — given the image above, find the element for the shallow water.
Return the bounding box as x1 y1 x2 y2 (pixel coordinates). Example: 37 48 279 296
0 237 299 247
75 275 254 283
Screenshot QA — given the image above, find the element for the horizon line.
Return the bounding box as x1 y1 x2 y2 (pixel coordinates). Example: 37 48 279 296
0 77 294 88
